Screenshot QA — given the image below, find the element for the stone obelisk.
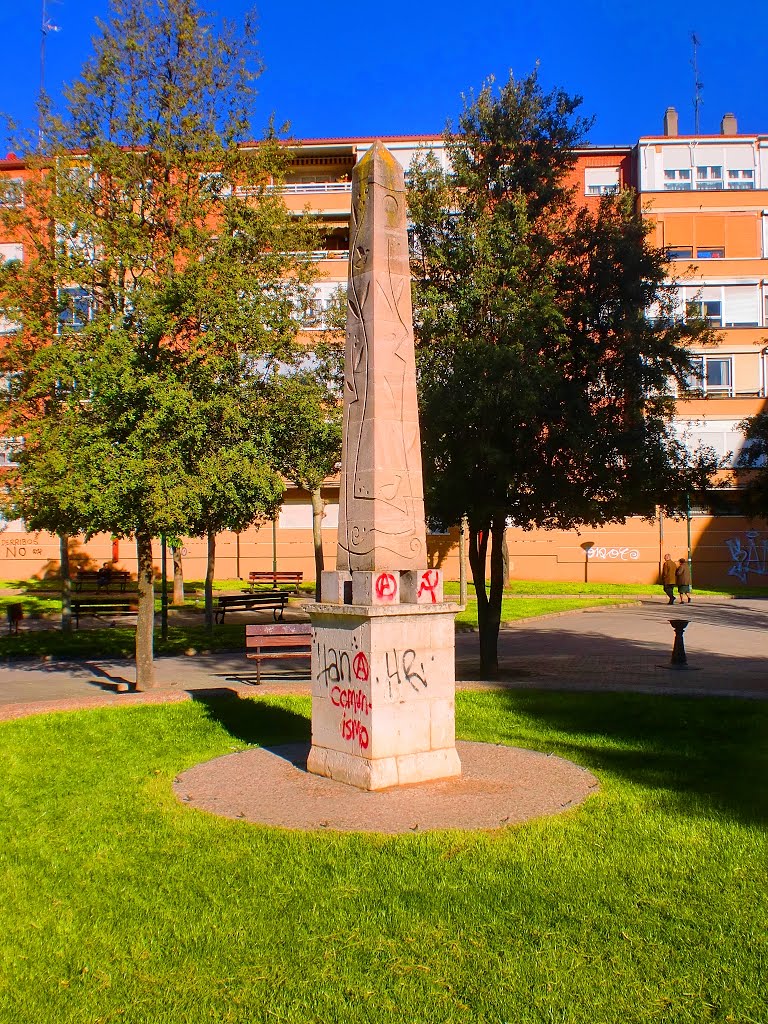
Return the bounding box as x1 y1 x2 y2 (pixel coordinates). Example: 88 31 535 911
307 141 461 790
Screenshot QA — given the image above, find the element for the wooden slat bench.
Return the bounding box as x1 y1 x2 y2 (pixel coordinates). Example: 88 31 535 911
245 623 312 684
75 569 131 593
73 600 138 629
248 571 303 593
215 591 289 624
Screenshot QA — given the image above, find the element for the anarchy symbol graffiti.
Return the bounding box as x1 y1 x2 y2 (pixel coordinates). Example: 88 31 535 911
374 572 397 601
353 651 370 681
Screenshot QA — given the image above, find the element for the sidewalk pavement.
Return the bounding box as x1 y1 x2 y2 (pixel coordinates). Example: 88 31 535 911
0 597 766 720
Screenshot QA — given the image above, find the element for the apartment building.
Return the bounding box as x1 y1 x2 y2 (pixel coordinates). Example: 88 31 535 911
1 126 766 586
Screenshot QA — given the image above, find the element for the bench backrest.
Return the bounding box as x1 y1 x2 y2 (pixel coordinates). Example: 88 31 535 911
249 571 303 581
246 624 312 638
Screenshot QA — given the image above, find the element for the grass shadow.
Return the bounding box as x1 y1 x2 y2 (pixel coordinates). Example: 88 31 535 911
190 690 311 747
467 689 768 827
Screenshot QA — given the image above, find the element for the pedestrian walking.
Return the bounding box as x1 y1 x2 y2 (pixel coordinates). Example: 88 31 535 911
661 553 677 604
675 558 692 603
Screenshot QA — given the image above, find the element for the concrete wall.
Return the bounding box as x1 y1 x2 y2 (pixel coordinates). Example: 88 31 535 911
4 509 768 590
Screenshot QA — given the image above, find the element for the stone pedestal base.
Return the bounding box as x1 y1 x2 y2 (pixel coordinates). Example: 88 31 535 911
308 602 461 790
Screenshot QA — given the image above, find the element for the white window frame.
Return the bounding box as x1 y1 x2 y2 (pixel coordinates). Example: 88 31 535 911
57 286 94 332
584 167 620 197
664 169 692 191
696 165 724 190
0 243 23 263
0 178 24 208
685 355 734 396
727 169 755 190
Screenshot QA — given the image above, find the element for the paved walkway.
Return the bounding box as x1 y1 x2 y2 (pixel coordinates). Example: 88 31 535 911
0 597 765 720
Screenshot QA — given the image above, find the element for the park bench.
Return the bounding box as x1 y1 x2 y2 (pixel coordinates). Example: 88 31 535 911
248 571 303 593
215 591 289 624
72 600 138 629
75 569 131 593
245 623 313 684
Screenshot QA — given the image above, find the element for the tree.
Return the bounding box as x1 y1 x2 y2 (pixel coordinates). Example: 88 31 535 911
735 414 768 515
408 70 715 674
268 339 344 600
0 0 317 688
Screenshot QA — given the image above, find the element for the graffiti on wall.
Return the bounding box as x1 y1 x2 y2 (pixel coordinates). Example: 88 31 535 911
586 546 640 562
0 534 44 559
726 531 768 584
315 636 430 751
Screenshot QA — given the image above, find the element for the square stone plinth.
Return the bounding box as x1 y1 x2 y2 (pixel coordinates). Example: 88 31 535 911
400 568 444 604
308 602 461 790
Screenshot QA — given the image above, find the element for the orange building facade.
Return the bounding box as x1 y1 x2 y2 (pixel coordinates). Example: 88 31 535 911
1 123 767 588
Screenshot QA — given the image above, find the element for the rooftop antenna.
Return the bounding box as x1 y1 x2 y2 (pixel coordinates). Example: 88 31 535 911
39 0 61 148
691 32 703 135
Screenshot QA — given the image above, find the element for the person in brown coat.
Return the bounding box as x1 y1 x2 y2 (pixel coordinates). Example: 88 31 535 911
661 553 677 604
675 558 692 603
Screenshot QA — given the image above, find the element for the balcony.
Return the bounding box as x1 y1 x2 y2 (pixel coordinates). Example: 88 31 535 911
263 181 352 196
288 250 350 262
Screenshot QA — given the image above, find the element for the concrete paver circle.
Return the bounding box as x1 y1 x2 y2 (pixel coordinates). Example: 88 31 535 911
173 740 600 833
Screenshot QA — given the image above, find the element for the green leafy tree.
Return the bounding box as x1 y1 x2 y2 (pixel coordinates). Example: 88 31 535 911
736 414 768 515
408 70 715 674
269 338 344 599
0 0 317 688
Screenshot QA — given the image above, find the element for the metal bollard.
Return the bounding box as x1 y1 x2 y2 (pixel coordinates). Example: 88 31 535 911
669 619 690 667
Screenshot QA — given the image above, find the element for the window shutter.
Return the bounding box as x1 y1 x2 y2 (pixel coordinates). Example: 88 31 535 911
724 286 759 326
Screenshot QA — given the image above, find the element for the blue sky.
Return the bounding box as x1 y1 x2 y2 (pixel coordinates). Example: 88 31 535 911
1 0 767 151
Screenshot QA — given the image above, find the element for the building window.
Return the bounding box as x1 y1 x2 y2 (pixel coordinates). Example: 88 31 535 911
686 299 722 327
664 169 692 191
586 183 620 196
0 243 23 264
696 165 724 190
0 179 24 208
723 285 760 327
0 314 20 337
666 246 693 260
58 287 94 331
685 356 733 396
696 247 725 259
0 437 19 467
727 169 754 190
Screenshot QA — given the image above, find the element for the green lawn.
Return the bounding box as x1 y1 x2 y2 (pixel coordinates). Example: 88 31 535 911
0 597 623 659
0 623 246 660
0 691 766 1023
444 579 767 598
454 596 634 627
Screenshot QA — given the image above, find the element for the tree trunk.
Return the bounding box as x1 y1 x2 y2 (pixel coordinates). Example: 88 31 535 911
135 530 156 690
467 518 504 677
501 529 510 586
459 516 468 606
310 486 325 601
204 530 215 632
59 532 72 633
171 544 185 605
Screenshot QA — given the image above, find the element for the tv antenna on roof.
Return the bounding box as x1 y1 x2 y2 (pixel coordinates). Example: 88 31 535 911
39 0 62 147
691 32 703 134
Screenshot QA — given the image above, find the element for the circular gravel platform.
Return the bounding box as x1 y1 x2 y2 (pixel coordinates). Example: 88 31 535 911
173 741 599 833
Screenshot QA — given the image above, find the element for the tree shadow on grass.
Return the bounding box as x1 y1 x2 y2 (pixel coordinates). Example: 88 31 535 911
470 689 768 827
189 689 311 747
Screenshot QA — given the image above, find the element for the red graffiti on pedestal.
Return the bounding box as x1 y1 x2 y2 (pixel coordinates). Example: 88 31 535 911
353 651 369 681
341 714 369 750
331 686 370 716
374 572 397 602
417 569 440 603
